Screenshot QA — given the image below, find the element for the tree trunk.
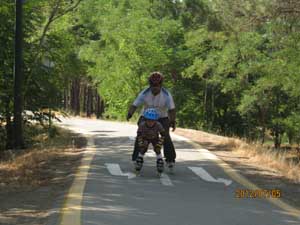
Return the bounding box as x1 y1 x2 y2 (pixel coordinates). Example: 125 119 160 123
274 93 281 149
95 93 101 119
74 79 80 115
86 86 92 117
13 0 25 149
5 99 13 149
70 80 75 111
90 88 94 114
100 99 105 115
64 87 68 110
261 126 265 145
259 106 267 145
64 81 71 110
210 87 215 130
82 84 87 113
274 126 281 149
71 79 80 115
95 94 99 119
204 79 208 125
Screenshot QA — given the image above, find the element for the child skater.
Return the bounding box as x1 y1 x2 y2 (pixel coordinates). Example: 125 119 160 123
135 108 165 175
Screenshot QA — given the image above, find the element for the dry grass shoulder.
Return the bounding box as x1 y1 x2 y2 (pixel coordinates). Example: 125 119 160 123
0 125 87 225
175 128 300 183
223 139 300 183
175 127 300 208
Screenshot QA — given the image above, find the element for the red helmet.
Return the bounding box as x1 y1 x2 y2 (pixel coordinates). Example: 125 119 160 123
149 72 164 86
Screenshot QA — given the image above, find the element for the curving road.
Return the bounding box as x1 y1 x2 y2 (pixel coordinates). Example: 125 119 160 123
52 117 300 225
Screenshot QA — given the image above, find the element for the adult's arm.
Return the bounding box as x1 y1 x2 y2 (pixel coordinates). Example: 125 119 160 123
167 91 176 131
168 109 176 131
156 123 165 151
126 89 147 120
127 105 137 120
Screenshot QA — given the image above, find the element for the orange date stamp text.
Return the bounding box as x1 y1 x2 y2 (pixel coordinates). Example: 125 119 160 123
235 189 281 198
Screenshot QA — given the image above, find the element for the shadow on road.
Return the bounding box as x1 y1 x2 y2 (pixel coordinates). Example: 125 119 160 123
71 134 300 225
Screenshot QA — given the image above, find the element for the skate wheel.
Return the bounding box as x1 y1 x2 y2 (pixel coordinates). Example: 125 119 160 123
168 167 174 174
134 169 141 176
135 172 141 176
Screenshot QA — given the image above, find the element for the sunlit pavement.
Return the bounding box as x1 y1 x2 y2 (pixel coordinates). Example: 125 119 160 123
54 117 300 225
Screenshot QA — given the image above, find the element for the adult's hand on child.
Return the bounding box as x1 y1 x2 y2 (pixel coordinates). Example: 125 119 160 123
170 120 176 131
126 112 132 121
127 105 137 121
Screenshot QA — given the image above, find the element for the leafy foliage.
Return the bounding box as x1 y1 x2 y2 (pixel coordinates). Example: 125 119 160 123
1 0 300 149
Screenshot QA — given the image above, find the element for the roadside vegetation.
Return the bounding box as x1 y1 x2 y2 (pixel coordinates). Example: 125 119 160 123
1 1 300 177
224 138 300 183
0 124 86 225
0 125 86 187
176 127 300 183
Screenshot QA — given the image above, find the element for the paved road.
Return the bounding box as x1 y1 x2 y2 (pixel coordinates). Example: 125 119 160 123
56 118 300 225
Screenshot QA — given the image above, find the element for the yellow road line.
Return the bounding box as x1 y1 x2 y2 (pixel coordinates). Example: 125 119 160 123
59 136 96 225
187 139 300 219
59 131 299 224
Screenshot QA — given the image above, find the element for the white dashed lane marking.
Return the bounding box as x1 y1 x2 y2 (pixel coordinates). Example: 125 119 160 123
160 173 174 186
188 166 232 186
105 163 136 179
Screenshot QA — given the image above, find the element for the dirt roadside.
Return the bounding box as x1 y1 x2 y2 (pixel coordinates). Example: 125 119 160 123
0 130 87 225
174 128 300 209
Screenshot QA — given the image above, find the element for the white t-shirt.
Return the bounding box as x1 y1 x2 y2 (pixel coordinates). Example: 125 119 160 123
133 87 175 118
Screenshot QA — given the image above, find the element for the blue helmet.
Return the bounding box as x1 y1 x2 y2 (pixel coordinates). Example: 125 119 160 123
143 108 159 120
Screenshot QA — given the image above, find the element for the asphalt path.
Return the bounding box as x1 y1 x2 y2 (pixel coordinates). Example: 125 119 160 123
55 117 300 225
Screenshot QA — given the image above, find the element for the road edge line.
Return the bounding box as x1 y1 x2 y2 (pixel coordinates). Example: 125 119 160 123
59 135 96 225
172 133 300 220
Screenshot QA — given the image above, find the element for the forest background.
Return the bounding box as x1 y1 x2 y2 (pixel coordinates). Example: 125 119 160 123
1 0 300 150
